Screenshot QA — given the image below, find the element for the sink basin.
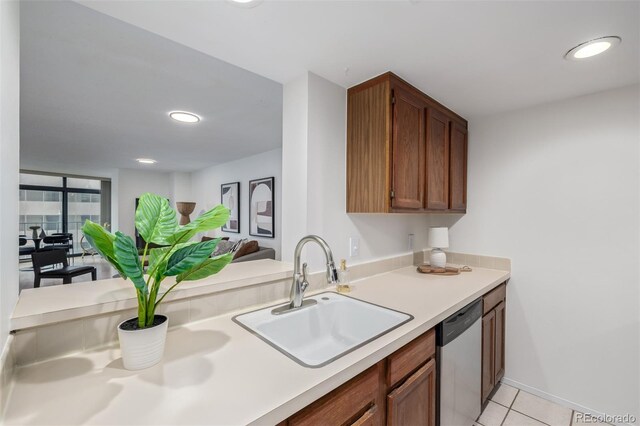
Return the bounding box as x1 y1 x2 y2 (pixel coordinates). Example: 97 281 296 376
233 292 413 368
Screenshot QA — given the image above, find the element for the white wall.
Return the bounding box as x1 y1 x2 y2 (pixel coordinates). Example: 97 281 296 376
282 72 452 270
281 74 309 259
450 85 640 419
190 149 282 258
0 0 20 350
170 172 191 203
117 168 172 238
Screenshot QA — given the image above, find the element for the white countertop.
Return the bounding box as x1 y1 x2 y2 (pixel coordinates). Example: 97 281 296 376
11 259 294 330
4 265 510 425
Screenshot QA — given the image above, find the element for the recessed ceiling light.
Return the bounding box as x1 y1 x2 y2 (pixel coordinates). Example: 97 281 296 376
136 158 157 164
564 36 621 60
169 111 201 123
227 0 262 8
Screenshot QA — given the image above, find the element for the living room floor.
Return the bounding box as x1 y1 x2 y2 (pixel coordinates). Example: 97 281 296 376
18 255 117 292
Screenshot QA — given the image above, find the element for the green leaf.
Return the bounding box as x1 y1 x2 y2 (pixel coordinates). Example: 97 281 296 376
147 246 170 279
164 239 220 276
176 253 233 283
113 231 147 292
166 205 229 245
135 193 178 245
81 220 126 278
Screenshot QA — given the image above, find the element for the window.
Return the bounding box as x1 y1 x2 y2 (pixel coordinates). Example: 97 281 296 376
19 173 62 187
67 177 101 190
19 172 109 253
44 191 61 202
26 190 44 202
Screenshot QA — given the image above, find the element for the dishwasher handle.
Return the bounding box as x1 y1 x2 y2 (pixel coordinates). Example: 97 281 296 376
437 299 482 346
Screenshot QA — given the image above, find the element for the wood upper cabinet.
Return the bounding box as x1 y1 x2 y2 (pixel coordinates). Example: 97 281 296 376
482 283 507 403
391 86 425 209
449 121 468 211
426 108 450 210
347 72 468 213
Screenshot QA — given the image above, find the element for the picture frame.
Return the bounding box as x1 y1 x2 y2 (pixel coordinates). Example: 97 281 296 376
249 177 275 238
221 182 240 233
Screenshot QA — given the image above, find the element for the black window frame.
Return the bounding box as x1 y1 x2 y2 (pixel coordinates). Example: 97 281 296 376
20 176 101 234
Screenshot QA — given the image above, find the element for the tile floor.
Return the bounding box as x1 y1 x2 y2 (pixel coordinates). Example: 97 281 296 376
476 383 611 426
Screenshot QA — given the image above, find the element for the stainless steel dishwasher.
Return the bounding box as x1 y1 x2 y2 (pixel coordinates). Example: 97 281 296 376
437 298 483 426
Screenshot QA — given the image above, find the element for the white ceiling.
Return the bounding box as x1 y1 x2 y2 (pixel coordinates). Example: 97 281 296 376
20 1 283 173
77 0 639 119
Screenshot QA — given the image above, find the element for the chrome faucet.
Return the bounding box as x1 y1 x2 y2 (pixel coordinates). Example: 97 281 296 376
272 235 339 315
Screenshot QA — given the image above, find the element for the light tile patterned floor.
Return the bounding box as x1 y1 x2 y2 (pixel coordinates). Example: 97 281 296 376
476 383 612 426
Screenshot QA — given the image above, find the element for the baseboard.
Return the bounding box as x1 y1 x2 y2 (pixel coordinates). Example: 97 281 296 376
501 377 636 426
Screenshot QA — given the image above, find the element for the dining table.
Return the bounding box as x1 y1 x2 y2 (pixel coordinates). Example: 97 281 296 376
28 237 42 251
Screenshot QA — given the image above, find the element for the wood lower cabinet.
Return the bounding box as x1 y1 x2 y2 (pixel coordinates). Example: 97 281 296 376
482 284 507 403
494 301 505 382
347 72 468 213
284 329 436 426
287 362 385 426
481 309 496 402
387 359 436 426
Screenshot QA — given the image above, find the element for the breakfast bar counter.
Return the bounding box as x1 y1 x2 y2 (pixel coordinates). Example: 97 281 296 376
3 265 510 425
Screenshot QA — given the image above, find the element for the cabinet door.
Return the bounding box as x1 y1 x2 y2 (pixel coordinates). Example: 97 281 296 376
425 108 450 210
482 310 496 403
288 363 383 426
387 359 436 426
494 301 506 383
449 121 467 211
391 87 425 210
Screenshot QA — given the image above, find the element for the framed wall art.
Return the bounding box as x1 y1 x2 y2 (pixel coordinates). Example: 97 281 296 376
221 182 240 233
249 177 274 238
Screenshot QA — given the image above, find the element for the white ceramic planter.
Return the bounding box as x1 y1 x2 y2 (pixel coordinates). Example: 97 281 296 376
118 315 168 371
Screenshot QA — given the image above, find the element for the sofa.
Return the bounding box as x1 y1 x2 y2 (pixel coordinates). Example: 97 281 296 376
232 246 276 263
201 236 276 263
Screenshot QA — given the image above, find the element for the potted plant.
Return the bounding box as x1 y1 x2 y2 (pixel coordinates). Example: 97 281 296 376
82 193 234 370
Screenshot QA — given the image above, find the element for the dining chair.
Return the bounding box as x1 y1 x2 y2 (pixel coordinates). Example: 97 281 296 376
39 235 72 253
31 249 97 288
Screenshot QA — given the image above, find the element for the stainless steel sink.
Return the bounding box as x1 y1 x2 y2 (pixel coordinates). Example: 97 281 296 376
233 292 413 368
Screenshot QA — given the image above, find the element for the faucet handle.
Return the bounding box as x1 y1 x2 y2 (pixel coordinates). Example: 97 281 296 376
301 262 310 292
327 261 339 284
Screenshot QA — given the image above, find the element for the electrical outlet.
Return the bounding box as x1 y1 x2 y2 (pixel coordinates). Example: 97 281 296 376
349 236 360 258
408 233 415 251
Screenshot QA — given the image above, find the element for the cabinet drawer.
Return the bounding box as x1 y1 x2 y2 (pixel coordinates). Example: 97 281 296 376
483 283 506 315
352 406 377 426
288 363 382 426
387 328 435 388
